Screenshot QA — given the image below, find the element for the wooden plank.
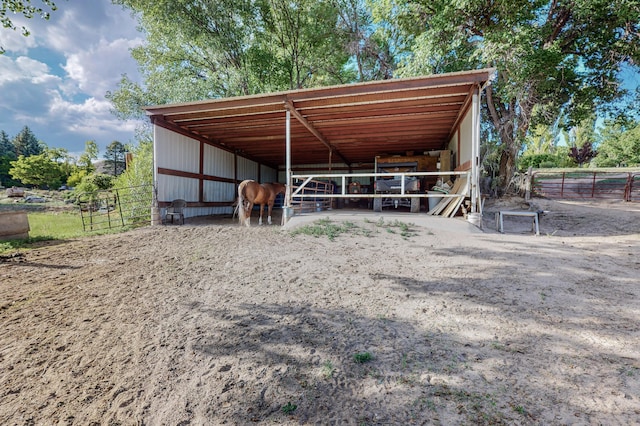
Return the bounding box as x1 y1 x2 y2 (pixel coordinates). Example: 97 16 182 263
427 176 464 215
443 176 469 217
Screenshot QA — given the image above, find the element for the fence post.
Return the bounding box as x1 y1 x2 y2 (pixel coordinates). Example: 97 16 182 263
525 166 532 201
591 172 597 198
624 173 633 202
560 172 565 197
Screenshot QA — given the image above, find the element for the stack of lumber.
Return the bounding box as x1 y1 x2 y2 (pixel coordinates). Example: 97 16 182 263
427 176 468 217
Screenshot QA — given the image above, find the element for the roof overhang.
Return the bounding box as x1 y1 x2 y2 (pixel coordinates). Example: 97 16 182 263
145 68 496 169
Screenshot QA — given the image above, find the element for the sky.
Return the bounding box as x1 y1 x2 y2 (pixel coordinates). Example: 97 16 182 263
1 2 639 160
0 0 144 157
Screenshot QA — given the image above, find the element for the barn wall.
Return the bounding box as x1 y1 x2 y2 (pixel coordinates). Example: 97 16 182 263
448 109 473 170
459 110 473 167
154 125 279 219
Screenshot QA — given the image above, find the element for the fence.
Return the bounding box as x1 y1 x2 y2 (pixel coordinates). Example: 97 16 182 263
76 184 154 231
531 171 640 202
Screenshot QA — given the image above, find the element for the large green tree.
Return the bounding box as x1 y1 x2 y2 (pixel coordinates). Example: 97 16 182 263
12 125 43 157
0 130 17 186
371 0 640 193
104 140 126 176
594 120 640 167
108 0 368 116
9 152 64 188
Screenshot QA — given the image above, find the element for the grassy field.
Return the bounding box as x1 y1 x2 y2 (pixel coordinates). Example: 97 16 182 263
0 211 121 254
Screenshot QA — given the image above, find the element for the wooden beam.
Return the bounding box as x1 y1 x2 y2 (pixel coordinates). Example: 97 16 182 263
284 100 351 166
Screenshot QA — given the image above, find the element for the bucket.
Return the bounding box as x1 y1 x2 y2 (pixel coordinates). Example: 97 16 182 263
467 212 482 228
427 191 442 210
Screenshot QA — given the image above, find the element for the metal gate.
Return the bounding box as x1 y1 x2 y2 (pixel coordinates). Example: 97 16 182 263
77 184 154 231
532 171 640 202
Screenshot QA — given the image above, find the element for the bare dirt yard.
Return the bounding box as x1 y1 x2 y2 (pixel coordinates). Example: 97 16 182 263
1 197 639 425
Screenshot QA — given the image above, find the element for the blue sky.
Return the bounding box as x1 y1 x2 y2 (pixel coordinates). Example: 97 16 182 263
0 0 144 157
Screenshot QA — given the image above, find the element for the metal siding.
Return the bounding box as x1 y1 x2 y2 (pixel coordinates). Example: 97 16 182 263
459 111 473 166
203 180 235 203
155 127 200 173
237 157 259 180
260 165 278 183
203 144 234 178
157 174 199 203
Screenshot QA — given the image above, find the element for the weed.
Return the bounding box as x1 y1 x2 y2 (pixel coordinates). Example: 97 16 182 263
353 352 373 363
281 402 297 414
513 405 526 415
321 360 334 379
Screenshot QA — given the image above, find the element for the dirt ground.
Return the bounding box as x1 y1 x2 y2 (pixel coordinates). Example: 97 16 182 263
1 197 639 425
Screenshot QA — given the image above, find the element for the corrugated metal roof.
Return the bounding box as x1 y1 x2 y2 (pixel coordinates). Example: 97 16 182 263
145 68 495 169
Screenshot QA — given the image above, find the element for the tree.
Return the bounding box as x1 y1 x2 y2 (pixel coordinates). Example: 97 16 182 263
0 130 17 186
0 0 59 53
568 142 598 167
262 0 350 89
9 153 64 188
12 126 43 157
78 140 99 171
371 0 640 193
104 140 126 176
108 0 364 116
594 120 640 167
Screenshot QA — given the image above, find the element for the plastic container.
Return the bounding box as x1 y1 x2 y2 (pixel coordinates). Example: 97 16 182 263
467 212 482 228
427 191 443 210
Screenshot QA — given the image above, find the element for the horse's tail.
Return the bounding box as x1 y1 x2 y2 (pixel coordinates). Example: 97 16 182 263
237 180 251 225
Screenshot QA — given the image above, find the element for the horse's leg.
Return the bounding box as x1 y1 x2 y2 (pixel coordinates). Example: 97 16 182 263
267 201 274 225
245 202 254 227
258 204 265 225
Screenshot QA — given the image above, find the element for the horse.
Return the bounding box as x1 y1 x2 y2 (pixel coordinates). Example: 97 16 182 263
237 180 286 226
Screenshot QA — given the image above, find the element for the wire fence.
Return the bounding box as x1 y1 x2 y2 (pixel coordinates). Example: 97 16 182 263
76 184 154 231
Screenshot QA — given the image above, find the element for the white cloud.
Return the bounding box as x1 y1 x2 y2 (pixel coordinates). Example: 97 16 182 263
0 0 144 155
62 36 143 98
0 55 57 85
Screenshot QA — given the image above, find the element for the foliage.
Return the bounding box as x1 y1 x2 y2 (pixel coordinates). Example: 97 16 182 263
104 140 126 176
12 126 43 157
66 168 89 188
73 173 115 200
281 402 297 414
568 142 598 167
114 139 153 189
9 153 65 188
594 120 640 167
0 130 15 159
353 351 373 363
78 140 99 172
113 139 154 221
370 0 640 193
108 0 384 116
519 153 558 170
0 0 58 53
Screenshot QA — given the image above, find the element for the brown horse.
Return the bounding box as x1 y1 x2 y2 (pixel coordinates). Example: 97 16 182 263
237 180 286 226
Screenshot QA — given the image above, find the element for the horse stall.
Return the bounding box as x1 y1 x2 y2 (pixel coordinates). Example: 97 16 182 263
145 68 495 225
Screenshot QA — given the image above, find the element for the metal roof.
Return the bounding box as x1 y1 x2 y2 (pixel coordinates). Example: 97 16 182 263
145 68 495 169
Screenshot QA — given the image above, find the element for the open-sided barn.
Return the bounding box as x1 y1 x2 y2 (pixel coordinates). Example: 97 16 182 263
145 68 496 221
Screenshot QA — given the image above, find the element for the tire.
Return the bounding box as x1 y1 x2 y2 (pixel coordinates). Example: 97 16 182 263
410 196 420 213
373 197 382 212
